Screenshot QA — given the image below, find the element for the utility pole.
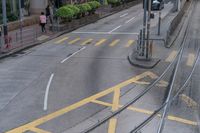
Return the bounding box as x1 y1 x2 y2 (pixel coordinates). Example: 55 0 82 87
18 0 24 42
158 10 161 35
142 0 147 58
146 0 152 60
2 0 8 37
176 0 180 11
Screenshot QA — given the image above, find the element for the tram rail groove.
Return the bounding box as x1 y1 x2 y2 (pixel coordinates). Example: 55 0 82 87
82 0 198 132
82 34 184 133
130 48 200 133
131 0 199 132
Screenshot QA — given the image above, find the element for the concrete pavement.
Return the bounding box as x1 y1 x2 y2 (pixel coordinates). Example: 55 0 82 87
0 1 199 133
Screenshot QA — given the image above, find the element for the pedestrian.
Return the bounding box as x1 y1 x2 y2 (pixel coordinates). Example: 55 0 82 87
46 5 53 24
40 12 47 33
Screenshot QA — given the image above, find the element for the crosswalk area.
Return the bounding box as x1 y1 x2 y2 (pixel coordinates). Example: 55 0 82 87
54 35 136 48
165 50 196 67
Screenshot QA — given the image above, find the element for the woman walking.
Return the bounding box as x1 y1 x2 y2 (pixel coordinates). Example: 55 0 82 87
40 12 47 32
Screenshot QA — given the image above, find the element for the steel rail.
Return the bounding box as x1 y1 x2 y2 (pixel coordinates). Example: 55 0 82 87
82 1 195 132
82 46 181 133
130 48 200 133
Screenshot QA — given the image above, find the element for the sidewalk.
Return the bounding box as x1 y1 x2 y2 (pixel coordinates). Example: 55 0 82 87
0 1 141 59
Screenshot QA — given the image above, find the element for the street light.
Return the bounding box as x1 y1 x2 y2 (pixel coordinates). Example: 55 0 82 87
2 0 8 37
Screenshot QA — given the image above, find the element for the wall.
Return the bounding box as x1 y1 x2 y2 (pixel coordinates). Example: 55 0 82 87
30 0 48 14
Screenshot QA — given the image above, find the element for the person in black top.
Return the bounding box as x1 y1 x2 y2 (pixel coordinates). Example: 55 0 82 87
46 5 53 24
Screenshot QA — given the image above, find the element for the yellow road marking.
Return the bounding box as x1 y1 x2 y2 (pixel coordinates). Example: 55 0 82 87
165 51 178 62
186 53 195 67
108 118 117 133
30 127 51 133
125 40 135 48
109 39 120 47
7 71 152 133
92 100 197 126
180 94 198 109
68 38 80 44
95 39 107 46
80 39 93 46
108 88 120 133
55 37 69 44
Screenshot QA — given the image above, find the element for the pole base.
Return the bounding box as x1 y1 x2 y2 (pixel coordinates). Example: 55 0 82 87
128 52 160 69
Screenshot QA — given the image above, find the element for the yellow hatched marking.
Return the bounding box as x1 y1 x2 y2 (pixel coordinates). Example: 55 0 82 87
165 51 178 62
30 127 51 133
125 40 135 48
92 100 198 126
109 39 120 47
186 53 195 67
180 94 198 108
95 39 107 46
55 37 69 44
68 38 80 44
108 88 120 133
80 39 93 46
7 71 152 133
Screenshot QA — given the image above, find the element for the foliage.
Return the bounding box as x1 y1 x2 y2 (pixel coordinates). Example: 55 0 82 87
76 4 88 14
87 1 101 10
55 6 74 20
65 5 80 16
107 0 121 6
82 3 92 12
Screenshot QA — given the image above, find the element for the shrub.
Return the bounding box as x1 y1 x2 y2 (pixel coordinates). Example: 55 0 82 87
76 4 87 14
88 1 101 9
82 3 92 12
7 13 18 22
107 0 121 6
55 6 74 21
65 5 80 16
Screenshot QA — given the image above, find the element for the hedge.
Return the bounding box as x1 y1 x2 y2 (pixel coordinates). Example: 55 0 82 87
88 1 101 9
55 6 74 20
65 5 80 16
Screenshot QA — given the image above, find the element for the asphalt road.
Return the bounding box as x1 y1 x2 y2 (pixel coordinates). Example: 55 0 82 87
0 1 199 133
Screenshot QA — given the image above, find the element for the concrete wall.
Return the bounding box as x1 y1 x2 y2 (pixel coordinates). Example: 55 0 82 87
30 0 48 14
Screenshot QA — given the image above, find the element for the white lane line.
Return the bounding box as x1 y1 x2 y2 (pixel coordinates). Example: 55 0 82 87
60 47 86 63
108 25 122 33
120 13 128 17
72 31 138 35
44 73 54 111
125 17 136 24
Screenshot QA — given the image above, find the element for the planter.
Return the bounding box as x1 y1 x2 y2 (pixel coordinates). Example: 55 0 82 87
50 14 100 32
0 15 39 32
108 0 141 12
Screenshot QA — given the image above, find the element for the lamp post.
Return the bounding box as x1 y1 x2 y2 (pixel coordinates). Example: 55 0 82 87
2 0 8 37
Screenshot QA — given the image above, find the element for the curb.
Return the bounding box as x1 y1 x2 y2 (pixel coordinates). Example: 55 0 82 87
127 53 160 69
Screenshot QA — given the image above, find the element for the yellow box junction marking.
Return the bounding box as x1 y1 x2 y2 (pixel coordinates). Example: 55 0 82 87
95 39 107 46
68 38 80 44
186 53 195 67
108 88 120 133
6 71 197 133
55 37 69 44
81 39 93 46
109 39 120 47
165 50 178 62
92 100 198 126
125 40 135 48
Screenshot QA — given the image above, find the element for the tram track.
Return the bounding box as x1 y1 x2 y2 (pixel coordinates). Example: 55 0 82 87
82 0 200 132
